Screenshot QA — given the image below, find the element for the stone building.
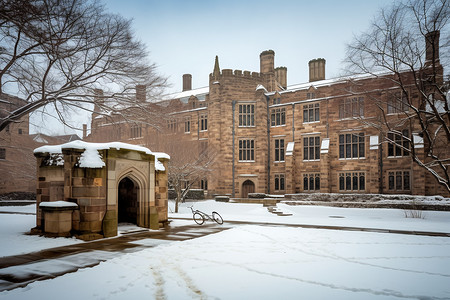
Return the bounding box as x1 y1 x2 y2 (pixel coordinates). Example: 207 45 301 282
0 92 36 194
89 33 448 198
33 141 169 239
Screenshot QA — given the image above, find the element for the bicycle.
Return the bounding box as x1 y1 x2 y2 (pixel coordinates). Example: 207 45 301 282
189 205 223 225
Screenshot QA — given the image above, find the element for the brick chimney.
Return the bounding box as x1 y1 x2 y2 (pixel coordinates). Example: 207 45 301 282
93 89 104 113
425 30 440 63
275 67 287 89
308 58 326 82
260 50 275 74
136 85 146 102
182 74 192 91
82 124 87 139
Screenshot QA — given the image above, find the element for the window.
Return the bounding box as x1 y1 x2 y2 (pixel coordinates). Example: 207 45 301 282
131 125 142 138
274 139 285 162
273 98 281 105
239 104 255 127
339 133 365 159
339 97 364 119
303 103 320 123
0 148 5 160
184 117 191 133
387 130 410 157
307 92 315 99
387 92 409 114
303 136 320 161
239 139 255 161
303 173 320 191
339 172 365 191
167 119 177 132
271 108 286 126
275 174 285 191
18 128 23 135
200 114 207 131
388 171 410 191
201 179 208 190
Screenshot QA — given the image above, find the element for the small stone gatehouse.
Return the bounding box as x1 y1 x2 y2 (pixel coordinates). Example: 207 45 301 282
33 141 170 240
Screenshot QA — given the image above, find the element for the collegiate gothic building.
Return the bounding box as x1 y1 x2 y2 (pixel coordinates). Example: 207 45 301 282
88 32 448 198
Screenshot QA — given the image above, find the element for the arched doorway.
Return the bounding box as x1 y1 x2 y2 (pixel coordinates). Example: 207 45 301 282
242 180 255 198
118 177 138 224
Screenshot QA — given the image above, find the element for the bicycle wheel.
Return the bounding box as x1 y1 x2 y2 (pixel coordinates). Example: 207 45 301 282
193 212 205 225
212 212 223 225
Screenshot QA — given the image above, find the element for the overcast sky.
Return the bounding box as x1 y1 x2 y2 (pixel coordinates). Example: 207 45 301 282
106 0 393 94
31 0 393 135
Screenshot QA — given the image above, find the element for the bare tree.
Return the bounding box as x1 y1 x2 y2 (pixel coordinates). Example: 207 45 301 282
345 0 450 192
152 133 216 213
0 0 166 133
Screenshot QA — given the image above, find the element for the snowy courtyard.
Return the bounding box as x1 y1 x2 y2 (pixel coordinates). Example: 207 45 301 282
1 200 450 299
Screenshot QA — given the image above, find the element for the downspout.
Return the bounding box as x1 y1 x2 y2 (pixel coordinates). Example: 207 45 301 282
379 133 384 194
266 95 271 194
292 103 295 142
232 100 236 197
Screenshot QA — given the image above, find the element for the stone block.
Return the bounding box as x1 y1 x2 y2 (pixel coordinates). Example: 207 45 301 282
86 205 105 213
43 211 72 234
81 212 101 222
72 186 100 197
90 221 102 232
150 213 159 230
102 210 117 238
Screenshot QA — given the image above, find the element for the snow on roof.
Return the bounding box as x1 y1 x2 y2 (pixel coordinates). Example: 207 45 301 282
256 84 268 92
162 86 209 101
34 141 170 171
266 70 402 96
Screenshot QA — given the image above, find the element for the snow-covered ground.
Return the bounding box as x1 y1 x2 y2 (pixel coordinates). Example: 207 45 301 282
1 201 450 299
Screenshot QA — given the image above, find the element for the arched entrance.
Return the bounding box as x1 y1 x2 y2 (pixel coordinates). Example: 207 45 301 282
242 180 255 198
118 177 138 224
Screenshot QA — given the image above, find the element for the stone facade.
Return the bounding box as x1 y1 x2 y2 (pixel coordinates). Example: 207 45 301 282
34 141 169 240
89 40 448 198
0 93 37 194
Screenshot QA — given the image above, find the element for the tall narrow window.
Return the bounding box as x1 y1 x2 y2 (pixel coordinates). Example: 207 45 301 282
339 97 364 119
274 139 285 162
303 173 320 191
239 104 255 127
387 91 409 114
167 120 177 132
200 114 208 131
131 125 142 138
239 139 255 162
0 148 5 160
339 133 365 159
303 103 320 123
303 136 320 161
339 172 365 191
274 174 285 191
271 108 286 126
184 117 191 133
388 171 411 192
387 130 410 157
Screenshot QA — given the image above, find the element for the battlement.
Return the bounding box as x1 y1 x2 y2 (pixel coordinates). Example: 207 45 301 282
209 69 261 80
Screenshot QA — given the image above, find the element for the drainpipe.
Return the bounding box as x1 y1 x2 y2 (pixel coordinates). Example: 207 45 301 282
292 103 295 142
232 100 236 197
266 96 271 194
379 133 384 194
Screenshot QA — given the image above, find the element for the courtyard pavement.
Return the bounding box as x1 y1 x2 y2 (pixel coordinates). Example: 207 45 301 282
1 215 450 292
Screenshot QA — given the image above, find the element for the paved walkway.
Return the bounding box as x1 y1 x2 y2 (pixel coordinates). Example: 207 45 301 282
0 222 233 292
1 217 449 292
